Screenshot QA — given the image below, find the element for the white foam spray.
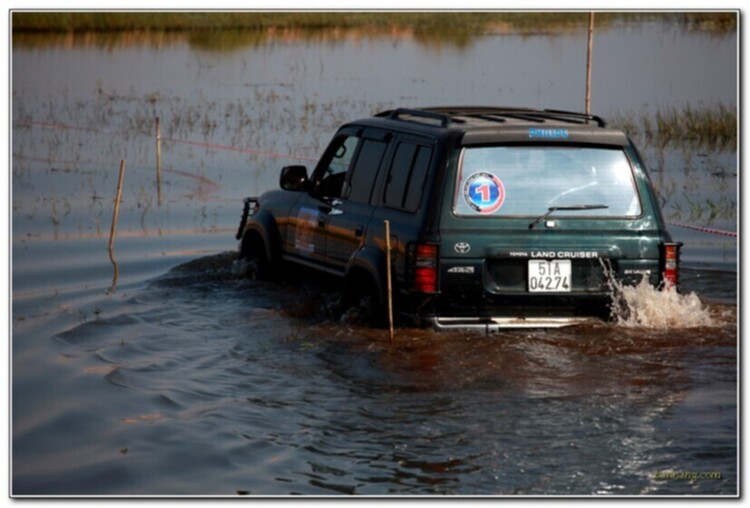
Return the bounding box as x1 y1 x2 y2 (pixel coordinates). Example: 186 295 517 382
602 260 713 329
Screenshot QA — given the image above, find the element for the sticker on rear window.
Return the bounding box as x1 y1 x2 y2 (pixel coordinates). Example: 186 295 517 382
463 172 506 214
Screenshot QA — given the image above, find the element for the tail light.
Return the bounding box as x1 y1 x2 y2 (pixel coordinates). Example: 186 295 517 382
411 243 439 293
661 242 683 289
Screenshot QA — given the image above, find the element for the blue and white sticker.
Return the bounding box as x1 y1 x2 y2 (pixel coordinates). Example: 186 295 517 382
529 128 569 139
463 172 506 215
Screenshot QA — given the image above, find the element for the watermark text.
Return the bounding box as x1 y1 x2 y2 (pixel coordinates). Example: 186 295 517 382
653 471 722 482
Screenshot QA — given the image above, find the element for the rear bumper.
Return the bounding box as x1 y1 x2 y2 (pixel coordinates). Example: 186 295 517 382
424 315 598 333
406 291 612 332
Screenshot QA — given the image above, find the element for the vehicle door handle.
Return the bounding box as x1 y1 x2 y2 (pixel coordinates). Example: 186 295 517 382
354 226 364 237
318 205 343 216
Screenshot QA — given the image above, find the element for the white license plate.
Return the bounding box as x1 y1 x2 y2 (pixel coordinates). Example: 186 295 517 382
528 260 572 292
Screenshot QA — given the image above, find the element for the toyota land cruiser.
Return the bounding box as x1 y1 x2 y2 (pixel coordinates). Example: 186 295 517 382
236 107 680 331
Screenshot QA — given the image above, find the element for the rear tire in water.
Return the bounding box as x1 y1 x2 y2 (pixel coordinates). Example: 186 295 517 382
342 272 385 327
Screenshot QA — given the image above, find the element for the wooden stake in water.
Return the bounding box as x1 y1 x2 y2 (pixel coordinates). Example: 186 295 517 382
585 12 595 115
108 159 126 290
384 220 395 344
155 116 163 206
109 159 126 254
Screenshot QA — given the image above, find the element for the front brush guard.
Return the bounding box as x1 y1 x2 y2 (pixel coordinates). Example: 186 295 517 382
235 197 259 240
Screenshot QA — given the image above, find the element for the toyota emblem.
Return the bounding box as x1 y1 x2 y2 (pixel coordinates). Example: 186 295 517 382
454 242 471 254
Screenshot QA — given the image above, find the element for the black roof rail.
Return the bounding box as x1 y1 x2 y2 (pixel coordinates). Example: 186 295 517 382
425 106 607 127
425 106 536 115
494 113 546 124
374 106 608 128
375 108 453 128
541 108 608 128
426 106 530 122
471 114 509 124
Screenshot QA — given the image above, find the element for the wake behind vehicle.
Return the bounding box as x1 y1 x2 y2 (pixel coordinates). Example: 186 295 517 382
236 106 680 332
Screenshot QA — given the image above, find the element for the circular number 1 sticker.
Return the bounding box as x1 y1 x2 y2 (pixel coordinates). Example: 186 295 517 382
463 172 506 214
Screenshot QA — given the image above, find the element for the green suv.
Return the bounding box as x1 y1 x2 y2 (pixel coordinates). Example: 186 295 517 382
236 107 681 331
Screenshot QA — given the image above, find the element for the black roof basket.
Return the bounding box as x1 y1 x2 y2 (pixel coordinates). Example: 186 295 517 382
375 106 607 128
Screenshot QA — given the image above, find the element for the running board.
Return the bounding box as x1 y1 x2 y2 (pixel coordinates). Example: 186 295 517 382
429 316 596 332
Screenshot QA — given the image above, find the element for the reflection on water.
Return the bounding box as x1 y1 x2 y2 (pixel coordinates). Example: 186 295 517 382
12 23 737 496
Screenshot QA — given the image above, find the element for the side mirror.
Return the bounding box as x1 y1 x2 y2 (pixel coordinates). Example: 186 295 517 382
280 165 309 191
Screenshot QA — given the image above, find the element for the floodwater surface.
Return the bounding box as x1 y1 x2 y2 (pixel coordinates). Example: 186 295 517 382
12 22 737 496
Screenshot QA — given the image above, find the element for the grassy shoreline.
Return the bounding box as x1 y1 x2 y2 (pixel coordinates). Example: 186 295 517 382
12 11 737 35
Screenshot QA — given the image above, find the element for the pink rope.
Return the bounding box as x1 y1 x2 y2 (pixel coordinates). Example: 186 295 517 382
669 222 737 238
160 137 318 163
15 120 318 163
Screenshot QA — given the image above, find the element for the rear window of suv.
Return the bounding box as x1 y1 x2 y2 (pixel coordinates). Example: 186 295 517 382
452 145 642 217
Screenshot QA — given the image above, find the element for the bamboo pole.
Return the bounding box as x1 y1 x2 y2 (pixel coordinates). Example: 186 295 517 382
109 159 126 253
585 12 595 115
108 159 126 290
155 116 163 206
384 220 395 344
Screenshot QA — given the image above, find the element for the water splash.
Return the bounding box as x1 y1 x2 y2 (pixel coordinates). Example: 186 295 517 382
231 257 250 277
609 277 713 329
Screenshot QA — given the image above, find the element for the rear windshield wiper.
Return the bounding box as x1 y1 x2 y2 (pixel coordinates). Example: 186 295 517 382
528 204 609 229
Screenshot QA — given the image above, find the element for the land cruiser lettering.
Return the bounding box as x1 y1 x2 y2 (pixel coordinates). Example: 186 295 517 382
236 107 681 331
530 251 600 259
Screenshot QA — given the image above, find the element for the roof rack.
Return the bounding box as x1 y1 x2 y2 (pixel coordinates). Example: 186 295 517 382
425 106 530 125
375 108 453 128
539 109 607 128
376 106 607 128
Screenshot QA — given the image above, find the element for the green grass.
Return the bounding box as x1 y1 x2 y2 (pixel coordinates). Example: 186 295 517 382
11 11 737 34
609 104 737 151
10 12 565 32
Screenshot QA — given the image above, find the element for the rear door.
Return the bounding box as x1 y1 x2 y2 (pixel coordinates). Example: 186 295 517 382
368 134 436 289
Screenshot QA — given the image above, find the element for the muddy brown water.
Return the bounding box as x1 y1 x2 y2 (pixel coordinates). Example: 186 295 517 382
12 22 737 496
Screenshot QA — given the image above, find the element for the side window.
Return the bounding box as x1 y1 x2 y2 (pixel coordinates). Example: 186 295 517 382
403 146 431 212
347 139 388 204
383 142 433 212
314 135 360 199
384 143 417 208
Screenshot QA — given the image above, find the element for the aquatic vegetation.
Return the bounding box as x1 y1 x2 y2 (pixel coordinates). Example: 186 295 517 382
610 103 737 151
671 192 736 224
